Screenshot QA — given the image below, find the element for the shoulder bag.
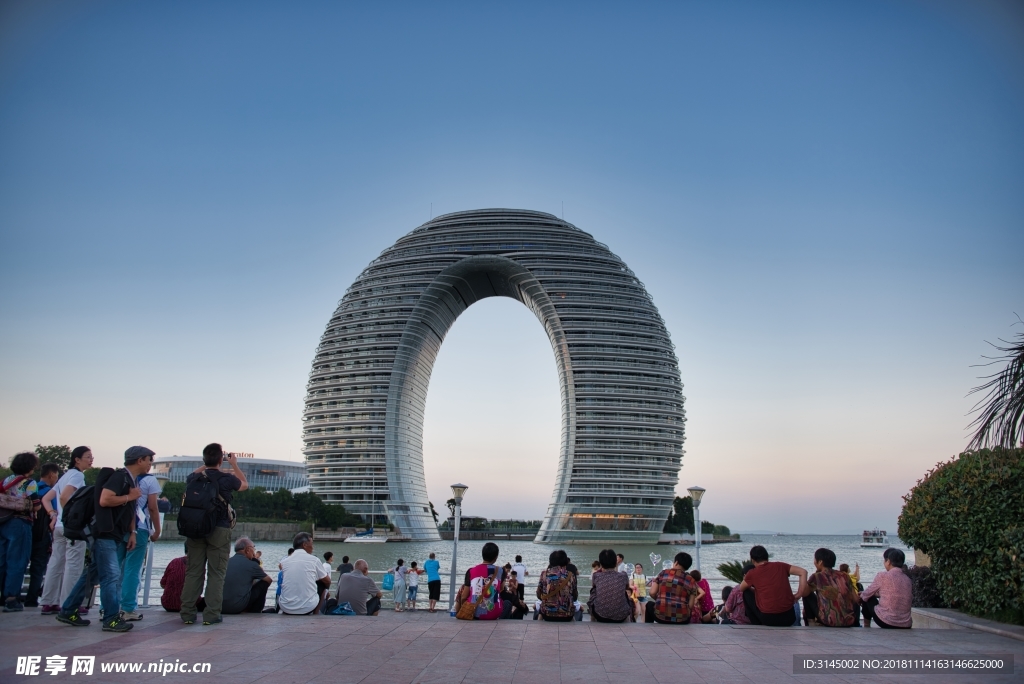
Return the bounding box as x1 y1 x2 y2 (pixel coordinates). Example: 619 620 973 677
456 574 494 620
0 475 32 525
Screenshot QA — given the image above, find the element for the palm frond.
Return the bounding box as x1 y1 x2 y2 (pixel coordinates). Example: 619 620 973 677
966 315 1024 450
718 560 746 584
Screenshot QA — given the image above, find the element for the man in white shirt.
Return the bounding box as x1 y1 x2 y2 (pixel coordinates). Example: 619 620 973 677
278 532 330 615
511 555 528 601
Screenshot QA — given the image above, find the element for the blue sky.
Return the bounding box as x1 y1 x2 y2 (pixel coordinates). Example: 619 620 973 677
1 1 1022 533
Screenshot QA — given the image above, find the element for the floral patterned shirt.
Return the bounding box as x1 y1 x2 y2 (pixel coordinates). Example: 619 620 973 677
808 568 858 627
537 566 577 619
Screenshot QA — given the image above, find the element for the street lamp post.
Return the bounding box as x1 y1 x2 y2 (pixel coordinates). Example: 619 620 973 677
687 486 706 572
447 483 468 612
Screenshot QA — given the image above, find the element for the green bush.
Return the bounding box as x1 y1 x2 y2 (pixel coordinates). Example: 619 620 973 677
898 447 1024 625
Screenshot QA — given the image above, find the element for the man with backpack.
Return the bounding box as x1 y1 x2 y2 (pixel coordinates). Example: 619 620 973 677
56 446 151 633
118 450 161 620
178 443 247 626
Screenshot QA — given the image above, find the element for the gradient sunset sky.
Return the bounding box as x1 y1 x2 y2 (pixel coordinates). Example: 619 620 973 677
1 1 1022 533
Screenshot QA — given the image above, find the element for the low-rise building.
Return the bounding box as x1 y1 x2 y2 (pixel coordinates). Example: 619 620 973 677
152 454 308 492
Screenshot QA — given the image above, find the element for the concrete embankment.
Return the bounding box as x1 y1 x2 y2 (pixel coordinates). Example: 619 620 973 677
160 521 307 542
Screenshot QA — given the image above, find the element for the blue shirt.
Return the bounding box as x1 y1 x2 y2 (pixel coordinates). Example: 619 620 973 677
424 559 441 582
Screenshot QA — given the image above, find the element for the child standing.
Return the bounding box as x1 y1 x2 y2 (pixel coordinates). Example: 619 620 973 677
392 559 408 612
406 561 423 610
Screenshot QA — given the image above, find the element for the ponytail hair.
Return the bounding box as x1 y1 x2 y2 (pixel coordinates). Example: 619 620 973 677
71 446 91 470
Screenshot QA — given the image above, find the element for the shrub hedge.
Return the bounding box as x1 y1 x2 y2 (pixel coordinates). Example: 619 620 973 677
898 447 1024 625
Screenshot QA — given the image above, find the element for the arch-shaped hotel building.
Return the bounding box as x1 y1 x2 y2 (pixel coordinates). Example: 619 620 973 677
303 209 685 543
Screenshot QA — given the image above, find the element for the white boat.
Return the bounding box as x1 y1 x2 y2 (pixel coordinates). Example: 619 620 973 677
861 529 888 547
344 476 389 542
344 529 388 543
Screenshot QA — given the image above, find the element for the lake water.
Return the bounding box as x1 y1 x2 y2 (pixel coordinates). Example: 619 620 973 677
144 534 911 607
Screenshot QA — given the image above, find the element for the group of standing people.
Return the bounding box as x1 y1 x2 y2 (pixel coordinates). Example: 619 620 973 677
0 442 248 632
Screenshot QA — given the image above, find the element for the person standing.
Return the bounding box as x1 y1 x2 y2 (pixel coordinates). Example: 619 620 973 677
511 555 528 601
179 444 246 626
391 558 408 612
57 447 149 632
406 561 422 610
24 463 60 608
0 452 41 612
117 449 160 620
39 447 93 615
322 551 334 578
735 545 807 627
424 552 441 613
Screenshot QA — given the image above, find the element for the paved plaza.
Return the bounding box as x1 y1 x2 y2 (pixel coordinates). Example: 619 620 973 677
1 609 1020 683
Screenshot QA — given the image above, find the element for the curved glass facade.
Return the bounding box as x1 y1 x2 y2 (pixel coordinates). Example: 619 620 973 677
304 209 685 543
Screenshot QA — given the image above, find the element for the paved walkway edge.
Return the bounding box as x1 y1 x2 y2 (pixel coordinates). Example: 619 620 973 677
912 607 1024 641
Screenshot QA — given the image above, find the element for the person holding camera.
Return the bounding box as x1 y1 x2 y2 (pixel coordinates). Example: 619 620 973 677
179 444 247 626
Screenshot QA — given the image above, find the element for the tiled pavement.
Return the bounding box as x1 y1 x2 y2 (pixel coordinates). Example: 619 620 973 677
1 608 1020 683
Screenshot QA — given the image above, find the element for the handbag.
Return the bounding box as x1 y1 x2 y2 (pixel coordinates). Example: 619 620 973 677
382 571 394 591
456 574 494 620
0 475 31 525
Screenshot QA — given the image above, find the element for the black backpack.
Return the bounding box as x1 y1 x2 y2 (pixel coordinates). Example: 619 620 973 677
177 472 229 539
61 467 116 541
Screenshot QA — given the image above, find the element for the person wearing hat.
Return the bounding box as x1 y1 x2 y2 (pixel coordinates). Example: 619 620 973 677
118 446 159 621
56 447 150 633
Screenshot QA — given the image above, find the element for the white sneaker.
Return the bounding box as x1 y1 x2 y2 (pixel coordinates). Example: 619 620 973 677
122 611 144 621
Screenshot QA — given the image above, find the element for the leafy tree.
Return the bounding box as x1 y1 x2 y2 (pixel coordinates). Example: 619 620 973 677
161 481 185 512
445 498 456 518
662 496 694 534
429 501 439 525
967 320 1024 450
34 445 72 476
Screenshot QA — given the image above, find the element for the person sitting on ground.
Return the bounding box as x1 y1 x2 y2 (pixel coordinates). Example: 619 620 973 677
160 553 204 612
689 570 717 623
499 570 529 619
589 548 633 623
424 552 441 613
630 562 649 622
273 547 295 611
645 552 702 624
535 549 577 622
801 547 859 627
222 537 272 615
336 559 382 616
839 563 861 589
735 545 807 627
278 532 330 615
719 564 754 625
457 542 503 620
323 552 334 577
859 548 912 629
337 555 354 576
